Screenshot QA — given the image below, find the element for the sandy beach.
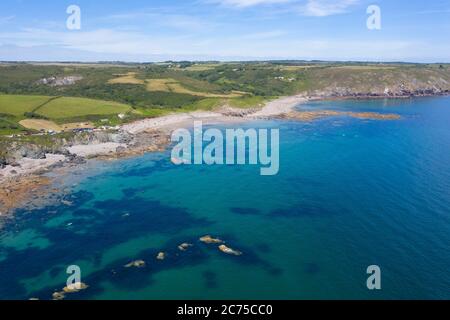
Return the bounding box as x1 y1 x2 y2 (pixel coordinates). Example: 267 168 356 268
121 95 308 134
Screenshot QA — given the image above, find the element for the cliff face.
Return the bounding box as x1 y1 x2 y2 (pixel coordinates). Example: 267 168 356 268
305 66 450 98
310 87 450 98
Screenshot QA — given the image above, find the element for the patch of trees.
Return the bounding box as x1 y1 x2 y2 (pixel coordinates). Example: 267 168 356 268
23 112 49 120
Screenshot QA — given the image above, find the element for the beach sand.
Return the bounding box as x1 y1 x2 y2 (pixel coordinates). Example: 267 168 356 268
121 95 308 134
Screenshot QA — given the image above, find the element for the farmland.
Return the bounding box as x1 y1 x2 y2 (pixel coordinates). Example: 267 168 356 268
0 93 133 134
0 95 51 116
35 97 131 121
145 78 245 98
0 61 449 135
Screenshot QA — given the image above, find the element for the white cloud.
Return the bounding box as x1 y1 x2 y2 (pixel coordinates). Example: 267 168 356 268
208 0 359 16
299 0 359 17
209 0 293 8
1 26 449 63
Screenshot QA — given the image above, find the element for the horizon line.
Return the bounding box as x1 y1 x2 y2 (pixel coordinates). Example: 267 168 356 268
1 60 449 65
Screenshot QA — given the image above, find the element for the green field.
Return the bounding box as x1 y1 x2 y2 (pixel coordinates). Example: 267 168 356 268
0 94 133 134
0 62 449 136
35 97 132 119
0 95 52 116
0 118 23 135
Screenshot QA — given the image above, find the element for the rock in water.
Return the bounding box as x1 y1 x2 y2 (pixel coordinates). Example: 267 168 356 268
63 282 89 293
200 235 224 244
219 245 242 256
52 291 65 300
178 243 193 251
124 260 146 268
156 252 166 260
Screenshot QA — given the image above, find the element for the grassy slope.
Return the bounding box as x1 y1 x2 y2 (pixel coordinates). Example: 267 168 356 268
0 93 133 133
0 95 52 116
36 97 132 119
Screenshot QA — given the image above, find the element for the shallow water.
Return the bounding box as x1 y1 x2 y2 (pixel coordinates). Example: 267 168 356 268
1 97 450 300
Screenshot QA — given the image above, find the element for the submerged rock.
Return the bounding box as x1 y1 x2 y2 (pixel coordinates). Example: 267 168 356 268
124 260 146 268
178 243 193 251
156 252 166 260
52 291 65 300
61 200 73 206
219 245 242 256
200 235 224 244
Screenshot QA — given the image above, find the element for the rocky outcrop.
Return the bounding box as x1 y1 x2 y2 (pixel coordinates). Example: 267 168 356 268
310 87 450 99
62 282 89 293
277 110 401 122
0 130 135 166
124 260 146 268
178 243 193 251
37 76 83 87
156 252 166 260
200 235 224 244
219 106 260 117
219 245 242 256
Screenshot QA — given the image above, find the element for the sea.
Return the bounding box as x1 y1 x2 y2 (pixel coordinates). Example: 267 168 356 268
1 96 449 300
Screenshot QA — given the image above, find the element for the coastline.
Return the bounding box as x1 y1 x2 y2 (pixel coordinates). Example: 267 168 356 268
0 93 422 217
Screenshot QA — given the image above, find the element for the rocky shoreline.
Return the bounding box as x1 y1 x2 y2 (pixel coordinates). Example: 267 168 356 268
0 92 445 217
308 87 450 100
0 129 172 218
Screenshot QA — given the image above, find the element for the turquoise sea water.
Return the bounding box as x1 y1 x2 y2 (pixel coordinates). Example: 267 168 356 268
1 97 450 300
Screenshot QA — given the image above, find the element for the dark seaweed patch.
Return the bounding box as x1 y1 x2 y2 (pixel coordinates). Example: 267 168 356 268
202 270 219 289
269 203 334 218
0 194 213 299
230 207 262 216
304 263 320 275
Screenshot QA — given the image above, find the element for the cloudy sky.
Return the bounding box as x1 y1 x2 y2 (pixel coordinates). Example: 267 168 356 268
0 0 449 62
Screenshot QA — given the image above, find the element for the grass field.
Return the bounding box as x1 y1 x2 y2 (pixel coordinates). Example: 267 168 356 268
109 72 245 98
0 117 24 135
35 97 132 119
227 95 268 108
108 72 145 85
0 95 52 116
0 94 133 133
146 78 245 98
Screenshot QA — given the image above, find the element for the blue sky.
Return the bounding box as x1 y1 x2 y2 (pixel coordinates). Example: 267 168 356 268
0 0 449 62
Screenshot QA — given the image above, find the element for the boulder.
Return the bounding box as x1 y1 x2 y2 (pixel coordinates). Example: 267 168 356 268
219 245 242 256
124 260 146 268
178 243 193 251
0 157 6 168
63 282 89 293
52 291 65 300
200 235 223 244
156 252 166 260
